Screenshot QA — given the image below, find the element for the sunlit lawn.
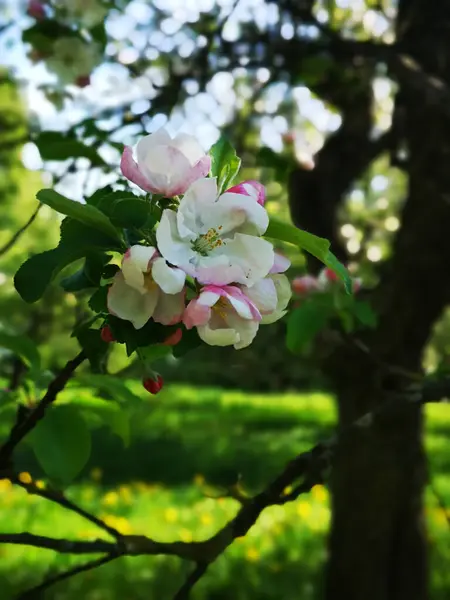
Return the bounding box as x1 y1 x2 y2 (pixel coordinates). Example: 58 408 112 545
1 386 450 599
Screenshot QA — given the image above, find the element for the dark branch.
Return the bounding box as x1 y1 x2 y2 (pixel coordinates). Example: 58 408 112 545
11 475 122 539
0 533 114 554
0 351 86 465
173 563 209 600
17 554 118 599
0 205 42 257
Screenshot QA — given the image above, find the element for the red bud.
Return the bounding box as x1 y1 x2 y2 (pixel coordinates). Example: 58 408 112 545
163 328 183 346
75 75 91 88
101 326 115 343
143 375 164 395
27 0 46 20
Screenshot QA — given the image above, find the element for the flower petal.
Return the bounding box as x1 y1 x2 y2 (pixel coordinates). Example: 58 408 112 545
177 177 218 238
107 272 158 329
197 323 240 347
224 312 259 349
120 146 155 193
270 253 291 274
242 278 278 314
183 298 212 329
226 180 266 206
198 233 274 287
153 290 185 325
221 286 261 321
156 210 197 275
152 257 186 294
122 245 156 292
172 132 206 165
208 191 269 235
261 274 292 324
136 128 171 167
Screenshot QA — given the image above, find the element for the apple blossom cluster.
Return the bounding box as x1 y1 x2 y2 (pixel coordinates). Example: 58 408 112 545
26 0 104 87
107 128 292 351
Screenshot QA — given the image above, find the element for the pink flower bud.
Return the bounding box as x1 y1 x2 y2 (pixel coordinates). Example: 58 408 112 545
163 328 183 346
292 275 319 296
75 75 91 88
100 326 115 343
143 375 164 395
226 180 266 206
27 0 46 20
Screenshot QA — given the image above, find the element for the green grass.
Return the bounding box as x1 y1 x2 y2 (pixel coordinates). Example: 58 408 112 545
1 386 450 599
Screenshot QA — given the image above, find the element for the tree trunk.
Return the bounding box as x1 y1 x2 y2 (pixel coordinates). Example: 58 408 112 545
324 2 450 598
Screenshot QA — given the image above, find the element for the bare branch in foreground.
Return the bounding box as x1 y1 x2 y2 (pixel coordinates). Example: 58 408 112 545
16 554 118 600
0 350 86 466
173 563 209 600
0 205 42 258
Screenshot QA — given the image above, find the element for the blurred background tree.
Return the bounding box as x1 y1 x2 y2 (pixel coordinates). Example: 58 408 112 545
2 0 450 599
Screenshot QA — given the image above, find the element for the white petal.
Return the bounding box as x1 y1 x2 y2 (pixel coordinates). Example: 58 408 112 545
177 178 218 238
136 128 171 167
156 210 197 275
197 323 240 347
122 245 156 292
172 132 205 165
198 290 221 307
107 273 158 329
224 289 255 320
242 278 278 314
271 253 291 274
261 309 288 325
153 290 185 325
212 191 269 235
152 257 186 294
210 233 274 286
272 274 292 311
224 313 259 349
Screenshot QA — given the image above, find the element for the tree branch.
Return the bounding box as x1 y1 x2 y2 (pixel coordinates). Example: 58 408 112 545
17 554 118 600
0 533 114 554
11 475 122 539
0 351 86 466
0 205 42 257
173 563 209 600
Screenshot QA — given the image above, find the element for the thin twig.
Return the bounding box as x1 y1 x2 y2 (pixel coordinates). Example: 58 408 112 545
0 350 86 464
11 476 122 539
0 533 114 554
17 554 118 599
173 563 209 600
0 205 42 257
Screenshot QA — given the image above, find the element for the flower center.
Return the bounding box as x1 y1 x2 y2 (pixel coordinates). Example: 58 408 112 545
191 227 224 256
213 298 229 320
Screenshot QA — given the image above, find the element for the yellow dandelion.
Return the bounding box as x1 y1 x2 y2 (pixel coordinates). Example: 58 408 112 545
0 479 12 492
115 517 133 535
246 547 260 562
200 513 212 526
118 485 132 504
19 472 32 485
179 528 193 542
90 467 103 482
102 491 119 507
164 508 179 522
35 480 45 490
297 501 312 519
193 474 205 486
311 484 328 504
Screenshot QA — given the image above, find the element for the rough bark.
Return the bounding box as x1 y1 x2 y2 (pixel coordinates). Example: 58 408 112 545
320 2 450 599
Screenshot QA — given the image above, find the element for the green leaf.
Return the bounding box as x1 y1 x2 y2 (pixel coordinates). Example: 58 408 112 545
110 198 151 229
107 316 177 356
266 217 352 293
29 406 91 485
34 132 106 166
37 189 123 244
89 286 109 313
257 147 294 182
0 332 41 370
76 328 108 373
15 219 122 303
68 396 130 447
210 137 241 194
352 300 378 328
172 328 201 358
75 374 142 404
286 300 332 354
139 345 173 364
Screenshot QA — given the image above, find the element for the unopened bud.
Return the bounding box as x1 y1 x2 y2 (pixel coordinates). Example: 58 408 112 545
100 326 115 343
143 375 164 395
163 328 183 346
75 75 91 88
27 0 46 20
292 275 319 295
